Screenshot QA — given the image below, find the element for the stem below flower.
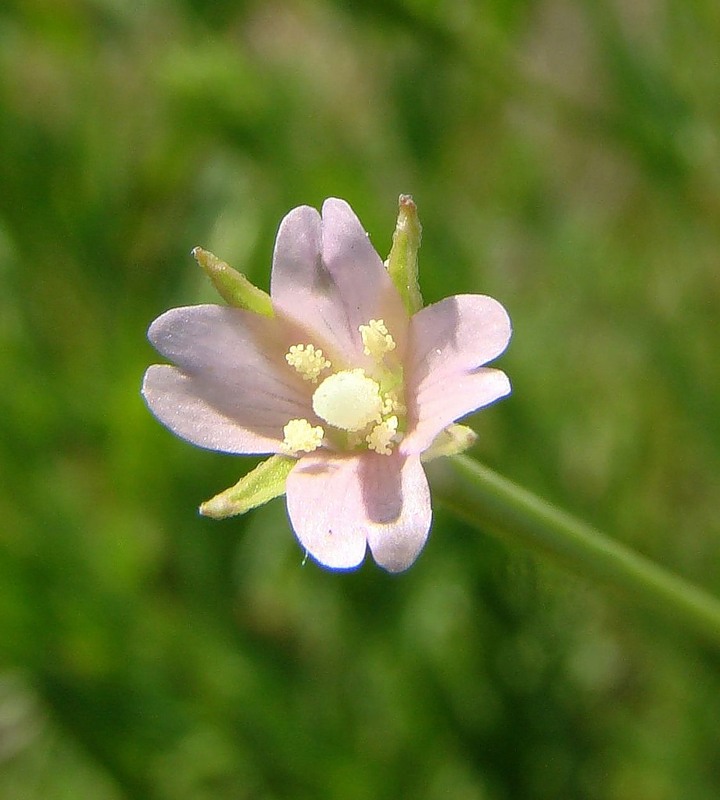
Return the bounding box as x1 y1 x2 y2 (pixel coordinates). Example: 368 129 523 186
428 455 720 647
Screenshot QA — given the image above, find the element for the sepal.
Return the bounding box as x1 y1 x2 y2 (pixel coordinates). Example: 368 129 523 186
199 454 295 519
193 247 274 317
384 194 423 314
421 424 477 463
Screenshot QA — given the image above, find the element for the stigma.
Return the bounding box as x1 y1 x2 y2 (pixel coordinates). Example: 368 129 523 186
312 369 383 432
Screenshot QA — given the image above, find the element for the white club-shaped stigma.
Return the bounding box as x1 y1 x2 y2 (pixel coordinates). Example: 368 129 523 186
312 369 383 432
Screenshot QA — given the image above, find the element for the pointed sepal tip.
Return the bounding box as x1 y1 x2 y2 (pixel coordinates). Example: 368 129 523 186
192 246 274 317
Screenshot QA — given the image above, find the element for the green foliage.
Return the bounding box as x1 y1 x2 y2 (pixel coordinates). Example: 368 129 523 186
1 0 719 798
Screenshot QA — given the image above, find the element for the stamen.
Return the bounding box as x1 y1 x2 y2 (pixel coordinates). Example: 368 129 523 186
366 416 399 456
282 419 325 453
285 344 331 382
359 319 396 361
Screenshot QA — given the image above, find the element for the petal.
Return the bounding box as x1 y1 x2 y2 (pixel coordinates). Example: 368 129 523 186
402 295 512 453
144 305 314 453
362 453 432 573
407 294 512 381
402 368 511 454
285 451 431 573
142 365 286 454
270 200 408 365
285 453 368 570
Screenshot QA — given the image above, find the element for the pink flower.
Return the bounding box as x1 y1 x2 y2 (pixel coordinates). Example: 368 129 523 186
142 199 511 572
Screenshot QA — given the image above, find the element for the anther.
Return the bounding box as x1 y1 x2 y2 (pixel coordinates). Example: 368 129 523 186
359 319 396 361
366 416 399 455
282 419 325 453
285 344 331 382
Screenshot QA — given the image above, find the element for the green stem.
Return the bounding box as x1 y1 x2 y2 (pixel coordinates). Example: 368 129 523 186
427 455 720 647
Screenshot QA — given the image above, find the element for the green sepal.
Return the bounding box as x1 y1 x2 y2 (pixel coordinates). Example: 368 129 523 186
199 454 295 519
193 246 274 317
421 424 478 463
385 194 423 315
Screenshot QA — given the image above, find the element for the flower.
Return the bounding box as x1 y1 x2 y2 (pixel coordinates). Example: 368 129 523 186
142 199 511 572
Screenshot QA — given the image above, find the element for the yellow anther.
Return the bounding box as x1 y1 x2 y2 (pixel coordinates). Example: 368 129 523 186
359 319 396 361
285 344 331 382
282 419 325 454
366 416 399 456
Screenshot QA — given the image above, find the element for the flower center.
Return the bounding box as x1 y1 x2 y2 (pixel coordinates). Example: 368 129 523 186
312 369 383 432
282 319 405 456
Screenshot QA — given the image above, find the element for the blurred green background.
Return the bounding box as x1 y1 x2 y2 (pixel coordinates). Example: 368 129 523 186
1 0 720 797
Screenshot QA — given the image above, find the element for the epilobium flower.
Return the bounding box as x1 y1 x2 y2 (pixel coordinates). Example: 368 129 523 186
142 198 511 572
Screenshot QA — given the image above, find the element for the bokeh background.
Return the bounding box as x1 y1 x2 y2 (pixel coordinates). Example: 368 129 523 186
2 0 720 797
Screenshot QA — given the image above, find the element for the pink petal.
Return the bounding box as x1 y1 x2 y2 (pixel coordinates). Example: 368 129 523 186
285 451 431 572
142 365 286 454
270 200 407 366
285 453 369 570
402 295 512 453
362 453 432 573
144 305 313 454
407 294 511 380
402 368 511 454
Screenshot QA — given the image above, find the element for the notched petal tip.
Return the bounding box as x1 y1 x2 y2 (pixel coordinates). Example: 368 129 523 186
304 549 366 573
320 196 356 220
146 304 217 355
369 531 430 573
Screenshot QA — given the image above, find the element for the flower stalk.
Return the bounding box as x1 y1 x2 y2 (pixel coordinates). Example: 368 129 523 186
427 455 720 647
